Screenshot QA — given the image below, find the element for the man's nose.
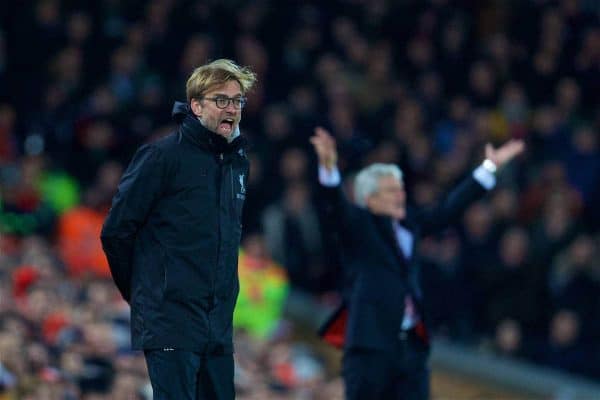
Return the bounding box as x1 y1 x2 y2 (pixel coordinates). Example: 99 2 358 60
225 102 237 112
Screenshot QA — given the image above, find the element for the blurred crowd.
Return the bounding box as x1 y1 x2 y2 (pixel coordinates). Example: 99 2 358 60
0 0 599 398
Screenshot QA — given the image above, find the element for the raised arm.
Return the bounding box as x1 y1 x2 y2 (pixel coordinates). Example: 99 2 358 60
310 126 338 172
418 138 525 235
310 127 363 243
485 139 525 170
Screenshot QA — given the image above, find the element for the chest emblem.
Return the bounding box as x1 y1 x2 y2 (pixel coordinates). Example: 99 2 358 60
239 174 246 194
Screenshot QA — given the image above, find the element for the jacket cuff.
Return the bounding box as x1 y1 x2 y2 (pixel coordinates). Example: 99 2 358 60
472 163 497 190
319 166 341 187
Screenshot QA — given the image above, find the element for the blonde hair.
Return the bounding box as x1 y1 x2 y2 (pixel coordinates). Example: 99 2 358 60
186 59 257 102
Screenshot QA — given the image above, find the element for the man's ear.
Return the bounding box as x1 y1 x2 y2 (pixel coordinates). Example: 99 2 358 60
190 98 203 117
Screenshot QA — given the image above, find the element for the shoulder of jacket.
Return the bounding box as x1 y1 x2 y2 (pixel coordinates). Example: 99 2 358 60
147 133 198 165
150 132 180 152
135 137 182 179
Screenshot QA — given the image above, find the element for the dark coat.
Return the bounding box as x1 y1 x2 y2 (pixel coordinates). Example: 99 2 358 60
320 176 486 353
101 102 249 353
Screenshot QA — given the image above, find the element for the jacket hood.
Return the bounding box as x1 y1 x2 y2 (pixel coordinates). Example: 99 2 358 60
171 101 190 123
171 101 247 154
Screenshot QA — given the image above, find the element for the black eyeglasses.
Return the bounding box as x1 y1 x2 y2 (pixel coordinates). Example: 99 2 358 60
202 95 247 109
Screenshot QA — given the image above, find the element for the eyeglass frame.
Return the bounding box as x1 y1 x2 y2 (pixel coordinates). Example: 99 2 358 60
200 95 247 109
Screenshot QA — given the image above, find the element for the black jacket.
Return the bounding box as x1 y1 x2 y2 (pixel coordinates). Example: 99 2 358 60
101 102 249 353
320 176 486 354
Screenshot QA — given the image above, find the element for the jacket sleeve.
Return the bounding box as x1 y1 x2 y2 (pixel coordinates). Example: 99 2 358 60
319 183 363 246
100 144 167 302
416 175 487 236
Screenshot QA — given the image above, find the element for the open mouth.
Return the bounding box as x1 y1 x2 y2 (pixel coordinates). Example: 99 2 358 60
219 118 234 133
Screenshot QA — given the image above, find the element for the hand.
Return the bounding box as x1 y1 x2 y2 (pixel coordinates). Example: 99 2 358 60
485 139 525 169
309 127 338 170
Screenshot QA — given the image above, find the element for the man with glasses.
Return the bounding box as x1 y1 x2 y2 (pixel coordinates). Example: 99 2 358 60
101 59 256 399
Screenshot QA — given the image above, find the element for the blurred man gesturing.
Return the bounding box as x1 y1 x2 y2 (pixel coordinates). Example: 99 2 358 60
311 127 524 400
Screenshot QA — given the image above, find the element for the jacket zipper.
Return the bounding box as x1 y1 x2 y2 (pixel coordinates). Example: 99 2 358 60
230 165 234 204
209 153 224 345
214 153 223 293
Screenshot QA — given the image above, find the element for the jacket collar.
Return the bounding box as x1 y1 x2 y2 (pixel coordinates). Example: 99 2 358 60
171 101 247 155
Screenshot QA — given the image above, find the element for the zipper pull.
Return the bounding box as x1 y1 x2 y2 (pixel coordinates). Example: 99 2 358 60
219 153 224 162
